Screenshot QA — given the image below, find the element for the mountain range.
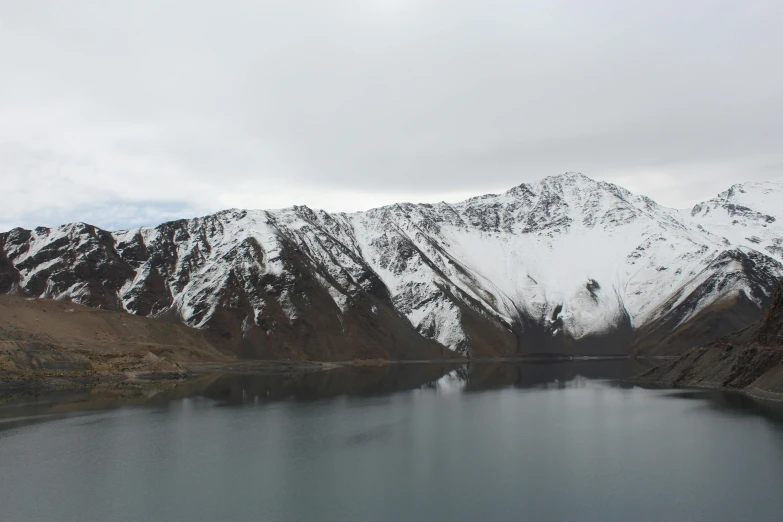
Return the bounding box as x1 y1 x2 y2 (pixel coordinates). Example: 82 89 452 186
2 172 781 360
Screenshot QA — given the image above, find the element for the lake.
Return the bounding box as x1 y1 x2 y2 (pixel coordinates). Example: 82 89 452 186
1 360 783 522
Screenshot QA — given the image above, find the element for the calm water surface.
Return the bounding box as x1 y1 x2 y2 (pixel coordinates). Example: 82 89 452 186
1 360 783 522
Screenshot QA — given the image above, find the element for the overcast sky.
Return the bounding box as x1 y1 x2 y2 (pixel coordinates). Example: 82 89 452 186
1 0 782 232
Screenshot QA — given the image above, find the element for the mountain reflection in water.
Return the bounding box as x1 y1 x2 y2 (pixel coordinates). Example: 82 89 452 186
2 359 783 522
0 359 652 423
4 359 783 430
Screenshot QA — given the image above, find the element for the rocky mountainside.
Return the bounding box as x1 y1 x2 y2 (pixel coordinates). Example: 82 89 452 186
2 173 782 359
0 293 231 393
636 284 783 401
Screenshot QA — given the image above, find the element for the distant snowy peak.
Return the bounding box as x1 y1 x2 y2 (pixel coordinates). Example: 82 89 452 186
686 180 783 262
691 181 781 222
1 173 782 359
694 181 783 214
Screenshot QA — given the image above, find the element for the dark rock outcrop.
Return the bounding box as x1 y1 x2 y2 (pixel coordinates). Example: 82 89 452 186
636 285 783 400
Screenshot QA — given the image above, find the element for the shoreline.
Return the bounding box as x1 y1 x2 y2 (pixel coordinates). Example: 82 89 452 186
629 379 783 404
0 354 673 397
630 343 783 404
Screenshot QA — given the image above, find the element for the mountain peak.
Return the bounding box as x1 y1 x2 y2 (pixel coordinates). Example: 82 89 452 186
3 172 783 360
541 172 593 185
505 172 595 196
690 180 783 222
551 171 589 180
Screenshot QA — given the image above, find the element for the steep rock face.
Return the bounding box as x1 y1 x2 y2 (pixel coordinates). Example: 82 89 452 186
2 173 782 359
758 285 783 346
629 248 783 354
636 285 783 400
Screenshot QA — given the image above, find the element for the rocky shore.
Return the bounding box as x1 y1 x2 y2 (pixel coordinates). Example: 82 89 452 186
0 294 231 396
0 294 442 396
636 286 783 401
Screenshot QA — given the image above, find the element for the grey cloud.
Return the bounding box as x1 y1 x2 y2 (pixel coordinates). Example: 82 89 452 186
1 0 782 228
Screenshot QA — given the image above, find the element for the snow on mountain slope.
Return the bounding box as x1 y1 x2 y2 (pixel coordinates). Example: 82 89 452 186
1 173 781 359
686 181 783 261
339 173 782 354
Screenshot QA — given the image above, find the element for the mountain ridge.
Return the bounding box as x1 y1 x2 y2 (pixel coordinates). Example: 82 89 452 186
2 173 782 360
635 283 783 401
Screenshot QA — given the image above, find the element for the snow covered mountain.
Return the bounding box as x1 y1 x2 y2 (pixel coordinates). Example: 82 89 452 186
2 173 782 359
